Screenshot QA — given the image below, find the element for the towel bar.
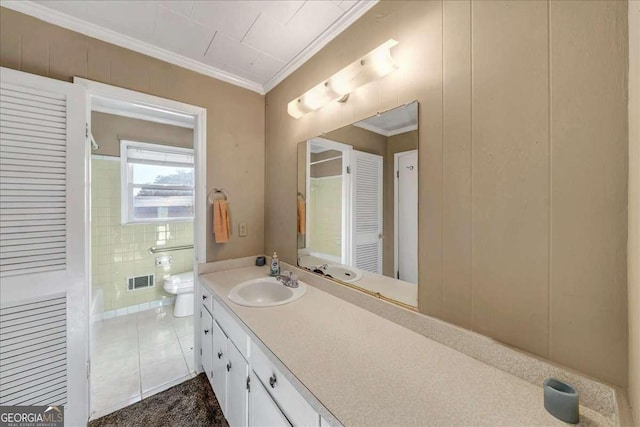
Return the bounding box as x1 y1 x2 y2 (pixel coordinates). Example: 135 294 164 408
148 244 194 254
208 188 229 203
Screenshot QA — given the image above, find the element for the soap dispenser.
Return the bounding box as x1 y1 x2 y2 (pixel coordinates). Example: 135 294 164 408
270 252 280 276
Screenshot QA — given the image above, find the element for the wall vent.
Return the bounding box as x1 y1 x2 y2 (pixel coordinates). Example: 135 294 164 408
127 274 154 291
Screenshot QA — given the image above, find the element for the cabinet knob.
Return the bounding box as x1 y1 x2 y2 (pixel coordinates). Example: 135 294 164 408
204 329 209 335
202 295 207 300
226 362 232 372
217 351 223 359
269 374 277 388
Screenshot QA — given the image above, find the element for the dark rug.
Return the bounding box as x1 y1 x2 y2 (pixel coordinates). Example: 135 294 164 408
88 374 229 427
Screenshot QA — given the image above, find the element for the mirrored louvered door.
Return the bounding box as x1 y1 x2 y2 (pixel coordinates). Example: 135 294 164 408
350 150 383 274
0 66 88 426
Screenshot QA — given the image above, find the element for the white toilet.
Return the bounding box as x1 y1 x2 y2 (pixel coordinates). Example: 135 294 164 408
163 271 194 317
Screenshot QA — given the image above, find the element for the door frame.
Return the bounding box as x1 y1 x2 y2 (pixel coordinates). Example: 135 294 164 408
73 77 207 417
394 149 418 279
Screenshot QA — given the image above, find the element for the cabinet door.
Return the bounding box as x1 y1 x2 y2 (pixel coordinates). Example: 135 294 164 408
212 320 228 415
226 340 249 427
200 309 213 384
249 372 291 427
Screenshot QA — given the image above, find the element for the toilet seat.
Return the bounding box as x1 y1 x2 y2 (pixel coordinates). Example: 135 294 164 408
163 271 194 294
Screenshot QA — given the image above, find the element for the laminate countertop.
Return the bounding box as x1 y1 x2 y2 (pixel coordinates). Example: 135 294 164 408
199 266 610 427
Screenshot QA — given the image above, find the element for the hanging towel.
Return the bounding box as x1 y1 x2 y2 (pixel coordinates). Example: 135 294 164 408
213 200 230 243
297 199 306 234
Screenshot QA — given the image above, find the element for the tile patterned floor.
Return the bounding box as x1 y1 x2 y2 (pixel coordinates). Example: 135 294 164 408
90 305 195 420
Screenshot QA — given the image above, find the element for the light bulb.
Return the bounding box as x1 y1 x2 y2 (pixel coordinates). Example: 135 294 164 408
287 39 399 119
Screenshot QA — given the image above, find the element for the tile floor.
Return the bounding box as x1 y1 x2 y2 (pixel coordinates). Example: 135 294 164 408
90 305 195 420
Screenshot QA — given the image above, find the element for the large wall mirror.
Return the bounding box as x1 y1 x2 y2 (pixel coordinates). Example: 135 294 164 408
297 101 418 309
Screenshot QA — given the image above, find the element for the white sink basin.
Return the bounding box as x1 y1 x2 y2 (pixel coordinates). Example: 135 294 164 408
228 277 307 307
322 264 363 283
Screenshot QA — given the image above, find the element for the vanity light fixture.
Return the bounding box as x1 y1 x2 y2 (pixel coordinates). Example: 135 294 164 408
287 39 399 119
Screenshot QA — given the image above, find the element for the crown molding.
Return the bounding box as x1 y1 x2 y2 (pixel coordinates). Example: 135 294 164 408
1 0 378 96
0 0 265 94
262 0 379 93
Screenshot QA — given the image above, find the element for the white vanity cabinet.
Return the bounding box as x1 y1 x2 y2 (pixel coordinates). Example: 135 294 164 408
249 371 291 427
211 320 227 415
250 341 318 427
199 282 320 427
200 307 214 384
226 339 249 426
203 299 249 427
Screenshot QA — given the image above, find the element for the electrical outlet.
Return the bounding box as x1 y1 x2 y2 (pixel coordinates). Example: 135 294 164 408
238 222 248 237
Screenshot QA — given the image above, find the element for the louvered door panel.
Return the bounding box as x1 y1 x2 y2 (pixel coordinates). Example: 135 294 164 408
0 296 67 407
355 242 381 273
0 66 87 425
351 151 383 274
0 81 67 277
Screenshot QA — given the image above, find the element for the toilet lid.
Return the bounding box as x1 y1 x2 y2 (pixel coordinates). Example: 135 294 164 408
165 271 194 288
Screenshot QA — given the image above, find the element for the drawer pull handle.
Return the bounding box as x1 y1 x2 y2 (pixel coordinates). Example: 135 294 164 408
269 374 277 388
217 351 223 359
226 362 232 372
204 329 210 335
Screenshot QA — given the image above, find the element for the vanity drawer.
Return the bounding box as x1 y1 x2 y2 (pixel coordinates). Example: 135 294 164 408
200 281 213 314
250 341 318 427
213 299 249 358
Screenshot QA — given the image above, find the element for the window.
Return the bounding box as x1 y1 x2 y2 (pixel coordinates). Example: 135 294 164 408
121 140 194 223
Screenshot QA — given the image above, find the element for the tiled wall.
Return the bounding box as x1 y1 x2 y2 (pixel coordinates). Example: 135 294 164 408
92 157 194 313
308 177 342 259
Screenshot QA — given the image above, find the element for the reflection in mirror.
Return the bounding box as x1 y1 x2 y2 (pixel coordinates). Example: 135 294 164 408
297 101 418 308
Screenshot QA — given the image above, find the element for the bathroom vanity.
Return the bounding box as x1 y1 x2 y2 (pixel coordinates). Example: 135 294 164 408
199 273 325 427
198 261 617 427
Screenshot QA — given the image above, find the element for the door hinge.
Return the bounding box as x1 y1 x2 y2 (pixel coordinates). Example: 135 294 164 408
86 361 90 380
246 375 250 392
397 270 400 279
200 348 202 356
85 122 89 138
396 170 399 178
347 166 351 174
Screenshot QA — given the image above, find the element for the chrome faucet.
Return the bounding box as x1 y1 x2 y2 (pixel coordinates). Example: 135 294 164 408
277 271 299 288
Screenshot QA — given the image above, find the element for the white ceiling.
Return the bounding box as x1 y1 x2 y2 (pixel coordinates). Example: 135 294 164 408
2 0 377 94
354 101 418 137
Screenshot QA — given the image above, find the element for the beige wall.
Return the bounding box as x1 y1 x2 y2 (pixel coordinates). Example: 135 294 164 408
310 150 343 178
629 0 639 423
0 7 265 263
324 125 387 156
91 111 193 157
265 0 628 386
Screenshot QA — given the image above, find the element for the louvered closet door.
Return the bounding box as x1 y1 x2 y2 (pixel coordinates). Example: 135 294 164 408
350 150 383 274
0 67 88 426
